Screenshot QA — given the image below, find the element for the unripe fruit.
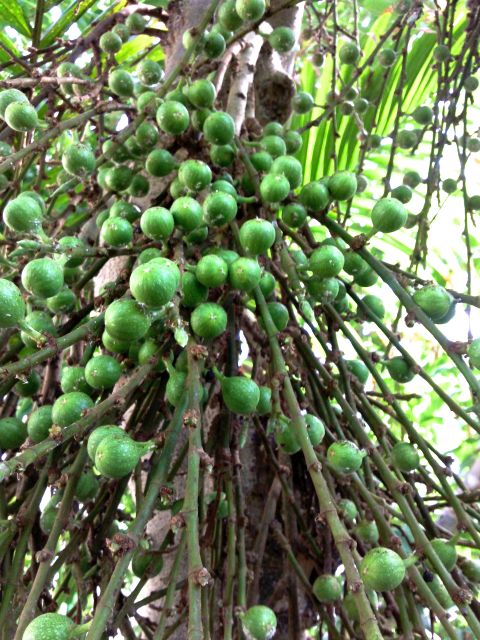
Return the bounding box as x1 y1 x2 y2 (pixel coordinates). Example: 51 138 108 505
338 498 358 521
146 149 176 177
235 0 265 20
219 374 260 414
391 184 412 203
275 416 301 454
109 201 140 223
229 257 261 291
307 276 339 302
4 194 43 233
431 538 457 571
170 196 203 232
459 557 480 582
0 416 27 449
0 88 28 118
241 605 277 640
140 207 174 241
95 434 151 478
239 219 276 256
210 144 235 166
85 355 122 390
75 469 99 501
386 356 415 383
132 544 163 577
130 260 179 308
187 79 216 108
360 294 385 320
178 159 212 191
346 359 369 384
413 105 433 125
138 59 162 85
327 440 364 473
21 258 64 299
20 311 56 348
135 122 159 149
292 91 314 114
397 129 417 149
412 284 453 322
101 217 133 247
0 279 25 328
269 26 295 53
378 48 396 66
87 425 126 461
261 135 286 158
360 547 405 591
23 613 76 640
256 386 272 415
271 155 303 189
282 203 306 228
250 151 273 172
203 111 235 144
60 367 89 396
433 44 450 62
166 369 186 406
27 405 53 443
100 31 123 53
126 12 147 33
403 170 422 188
191 302 227 339
355 519 379 545
371 197 407 232
157 100 190 135
14 371 41 397
203 191 238 227
113 22 130 42
391 441 420 472
196 255 229 287
105 298 151 342
5 102 38 132
218 0 242 31
465 75 479 92
260 174 290 203
204 31 226 58
108 69 134 96
309 245 344 278
181 272 208 307
284 130 303 154
264 122 285 137
468 338 480 368
212 179 237 196
354 97 369 114
299 181 329 211
47 288 76 314
264 301 288 332
52 392 94 427
128 174 149 197
339 42 360 64
312 575 342 602
102 330 130 354
62 143 95 177
328 171 357 200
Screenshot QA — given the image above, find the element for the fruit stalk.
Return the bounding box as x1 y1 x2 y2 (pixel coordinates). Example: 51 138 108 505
254 286 384 640
14 446 88 638
85 393 188 640
183 341 208 640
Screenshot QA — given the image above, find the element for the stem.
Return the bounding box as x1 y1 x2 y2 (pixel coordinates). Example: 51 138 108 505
183 341 207 640
85 393 188 640
15 446 88 638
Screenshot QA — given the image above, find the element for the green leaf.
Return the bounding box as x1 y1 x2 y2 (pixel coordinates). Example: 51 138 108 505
40 0 100 47
0 0 31 37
